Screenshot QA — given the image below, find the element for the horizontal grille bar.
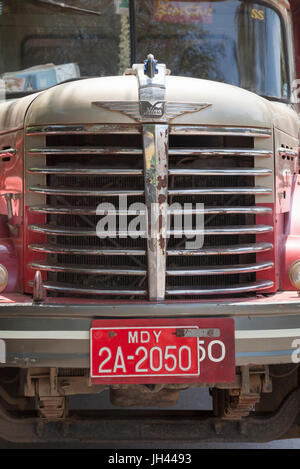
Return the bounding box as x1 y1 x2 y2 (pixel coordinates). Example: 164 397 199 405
28 147 143 156
30 242 272 257
29 262 147 276
26 124 271 138
166 262 273 276
168 206 272 215
28 167 271 177
168 187 272 196
168 168 272 176
26 125 141 135
29 187 144 196
29 281 147 296
169 225 273 235
166 280 274 296
169 126 272 138
28 168 144 176
167 242 273 256
29 224 273 236
29 205 272 216
29 244 147 256
168 148 272 157
29 206 147 215
28 225 146 236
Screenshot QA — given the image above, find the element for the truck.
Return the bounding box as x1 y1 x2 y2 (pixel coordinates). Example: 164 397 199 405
0 0 299 443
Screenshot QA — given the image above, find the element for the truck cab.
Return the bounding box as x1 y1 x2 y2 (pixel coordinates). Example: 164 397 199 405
0 0 299 443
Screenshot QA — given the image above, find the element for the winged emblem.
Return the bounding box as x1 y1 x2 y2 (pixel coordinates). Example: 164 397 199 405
92 101 211 122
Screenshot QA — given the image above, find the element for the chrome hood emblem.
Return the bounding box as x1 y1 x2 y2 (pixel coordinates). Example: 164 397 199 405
92 100 211 122
92 54 211 122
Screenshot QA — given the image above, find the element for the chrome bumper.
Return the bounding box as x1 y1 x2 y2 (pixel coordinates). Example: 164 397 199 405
0 292 300 368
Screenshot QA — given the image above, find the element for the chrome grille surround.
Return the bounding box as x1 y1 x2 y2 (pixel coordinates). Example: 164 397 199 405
25 123 275 300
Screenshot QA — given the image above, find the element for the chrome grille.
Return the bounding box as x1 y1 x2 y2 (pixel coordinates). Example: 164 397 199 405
26 128 148 298
25 125 274 299
165 132 274 297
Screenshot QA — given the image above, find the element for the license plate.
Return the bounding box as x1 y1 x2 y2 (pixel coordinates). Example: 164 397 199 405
90 318 235 384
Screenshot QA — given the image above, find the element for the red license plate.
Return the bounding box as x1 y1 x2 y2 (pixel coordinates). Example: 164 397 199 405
90 318 235 384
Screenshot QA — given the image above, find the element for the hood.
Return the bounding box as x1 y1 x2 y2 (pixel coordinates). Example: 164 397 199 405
24 75 278 130
0 93 40 134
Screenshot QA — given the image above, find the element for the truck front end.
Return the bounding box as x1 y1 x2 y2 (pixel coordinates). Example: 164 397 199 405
0 0 299 443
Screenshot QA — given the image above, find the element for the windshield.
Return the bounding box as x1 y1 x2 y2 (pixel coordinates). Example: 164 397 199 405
0 0 289 101
135 0 289 100
0 0 132 98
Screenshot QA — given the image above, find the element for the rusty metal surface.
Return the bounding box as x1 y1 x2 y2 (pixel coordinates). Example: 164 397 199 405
143 124 168 301
0 388 300 443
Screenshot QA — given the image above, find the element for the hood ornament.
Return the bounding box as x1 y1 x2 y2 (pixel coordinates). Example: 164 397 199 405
92 54 211 122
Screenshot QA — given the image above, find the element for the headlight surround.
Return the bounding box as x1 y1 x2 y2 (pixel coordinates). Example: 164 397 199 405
289 261 300 290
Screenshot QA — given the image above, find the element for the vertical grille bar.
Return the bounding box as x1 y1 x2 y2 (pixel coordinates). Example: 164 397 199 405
143 124 169 301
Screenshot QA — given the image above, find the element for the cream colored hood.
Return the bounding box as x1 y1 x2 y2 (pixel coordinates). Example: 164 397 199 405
0 75 298 136
24 75 276 129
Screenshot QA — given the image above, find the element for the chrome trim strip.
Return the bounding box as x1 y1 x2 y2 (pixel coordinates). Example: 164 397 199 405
29 206 147 215
168 187 272 196
166 280 274 296
29 243 272 257
29 167 271 177
169 126 272 138
168 148 273 157
166 262 274 276
28 168 144 176
28 147 143 156
29 225 97 236
143 124 169 301
26 125 272 138
29 224 273 236
168 207 272 215
168 225 273 235
29 205 272 216
168 168 272 176
26 125 142 135
29 282 147 296
29 187 144 196
167 243 273 256
28 225 147 236
29 262 147 276
29 245 147 256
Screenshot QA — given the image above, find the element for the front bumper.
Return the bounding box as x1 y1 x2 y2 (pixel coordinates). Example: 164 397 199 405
0 291 300 368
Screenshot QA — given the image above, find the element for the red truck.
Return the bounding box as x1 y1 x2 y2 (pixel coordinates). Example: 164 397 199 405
0 0 299 444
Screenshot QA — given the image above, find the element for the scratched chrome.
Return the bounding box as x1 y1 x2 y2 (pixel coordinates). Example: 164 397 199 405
168 148 273 157
29 244 147 256
26 124 272 138
29 262 147 276
167 242 273 256
143 124 168 301
166 261 274 276
28 147 143 156
29 282 147 297
166 280 274 296
169 126 272 138
28 168 144 176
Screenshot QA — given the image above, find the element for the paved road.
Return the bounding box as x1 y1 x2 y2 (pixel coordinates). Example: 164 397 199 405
0 388 299 448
